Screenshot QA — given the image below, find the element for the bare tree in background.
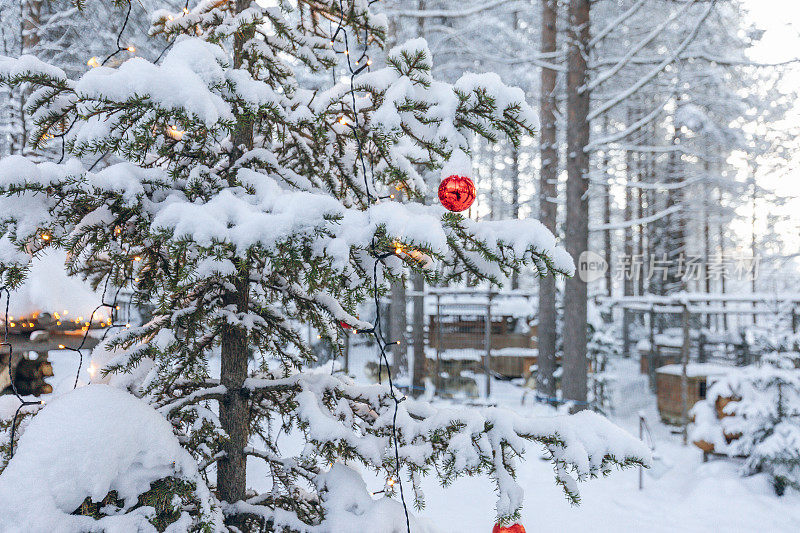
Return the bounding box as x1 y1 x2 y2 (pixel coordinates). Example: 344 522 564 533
563 0 590 409
536 0 559 401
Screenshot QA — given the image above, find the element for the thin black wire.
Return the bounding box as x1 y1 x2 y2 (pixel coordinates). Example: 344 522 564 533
102 0 134 66
331 2 411 531
1 287 43 459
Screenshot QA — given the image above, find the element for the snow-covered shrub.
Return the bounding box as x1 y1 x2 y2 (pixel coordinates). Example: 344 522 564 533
0 384 223 532
690 351 800 495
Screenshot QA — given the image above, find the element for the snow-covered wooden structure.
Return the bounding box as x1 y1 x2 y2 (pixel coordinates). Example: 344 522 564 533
656 363 729 425
426 290 538 380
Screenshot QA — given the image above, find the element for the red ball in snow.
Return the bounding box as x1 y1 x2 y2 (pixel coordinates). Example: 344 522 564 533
492 524 526 533
438 175 476 212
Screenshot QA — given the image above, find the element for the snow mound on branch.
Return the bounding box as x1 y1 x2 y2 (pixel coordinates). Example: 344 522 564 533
0 384 222 532
317 464 437 533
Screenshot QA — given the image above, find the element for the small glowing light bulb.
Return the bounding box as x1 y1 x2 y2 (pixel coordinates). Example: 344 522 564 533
338 116 347 125
87 56 100 68
127 45 136 53
166 125 185 140
366 59 373 66
58 344 65 349
133 255 141 262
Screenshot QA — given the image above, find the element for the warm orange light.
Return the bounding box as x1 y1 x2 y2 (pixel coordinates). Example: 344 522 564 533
9 322 15 327
133 255 141 262
58 344 65 349
87 56 100 68
127 45 136 53
166 125 185 141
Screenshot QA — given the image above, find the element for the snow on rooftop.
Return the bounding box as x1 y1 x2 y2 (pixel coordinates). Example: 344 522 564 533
425 294 536 318
656 363 733 378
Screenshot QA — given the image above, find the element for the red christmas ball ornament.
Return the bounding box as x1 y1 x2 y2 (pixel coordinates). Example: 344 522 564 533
492 524 525 533
438 175 476 212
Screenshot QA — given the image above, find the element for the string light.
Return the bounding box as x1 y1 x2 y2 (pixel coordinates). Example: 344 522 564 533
127 45 136 53
166 125 185 140
329 2 410 530
87 56 100 68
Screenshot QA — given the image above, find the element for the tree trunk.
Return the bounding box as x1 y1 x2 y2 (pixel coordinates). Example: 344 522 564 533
510 9 521 290
511 146 520 289
16 0 42 154
411 272 426 397
536 0 559 401
601 117 612 298
218 0 254 512
563 0 590 409
389 277 407 375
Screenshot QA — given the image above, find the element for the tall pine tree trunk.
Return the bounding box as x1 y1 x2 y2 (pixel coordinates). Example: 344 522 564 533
601 118 612 298
408 0 427 397
563 0 590 409
16 0 42 154
218 0 254 510
536 0 559 400
389 277 407 375
511 147 520 289
411 272 426 396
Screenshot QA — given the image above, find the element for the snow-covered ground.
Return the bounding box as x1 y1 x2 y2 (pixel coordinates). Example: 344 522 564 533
4 346 799 532
347 348 800 532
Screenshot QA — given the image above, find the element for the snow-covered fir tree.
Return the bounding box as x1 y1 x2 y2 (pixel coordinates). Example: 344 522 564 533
0 1 648 531
691 323 800 496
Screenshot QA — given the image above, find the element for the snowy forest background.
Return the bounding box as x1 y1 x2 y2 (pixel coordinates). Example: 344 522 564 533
0 0 799 532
